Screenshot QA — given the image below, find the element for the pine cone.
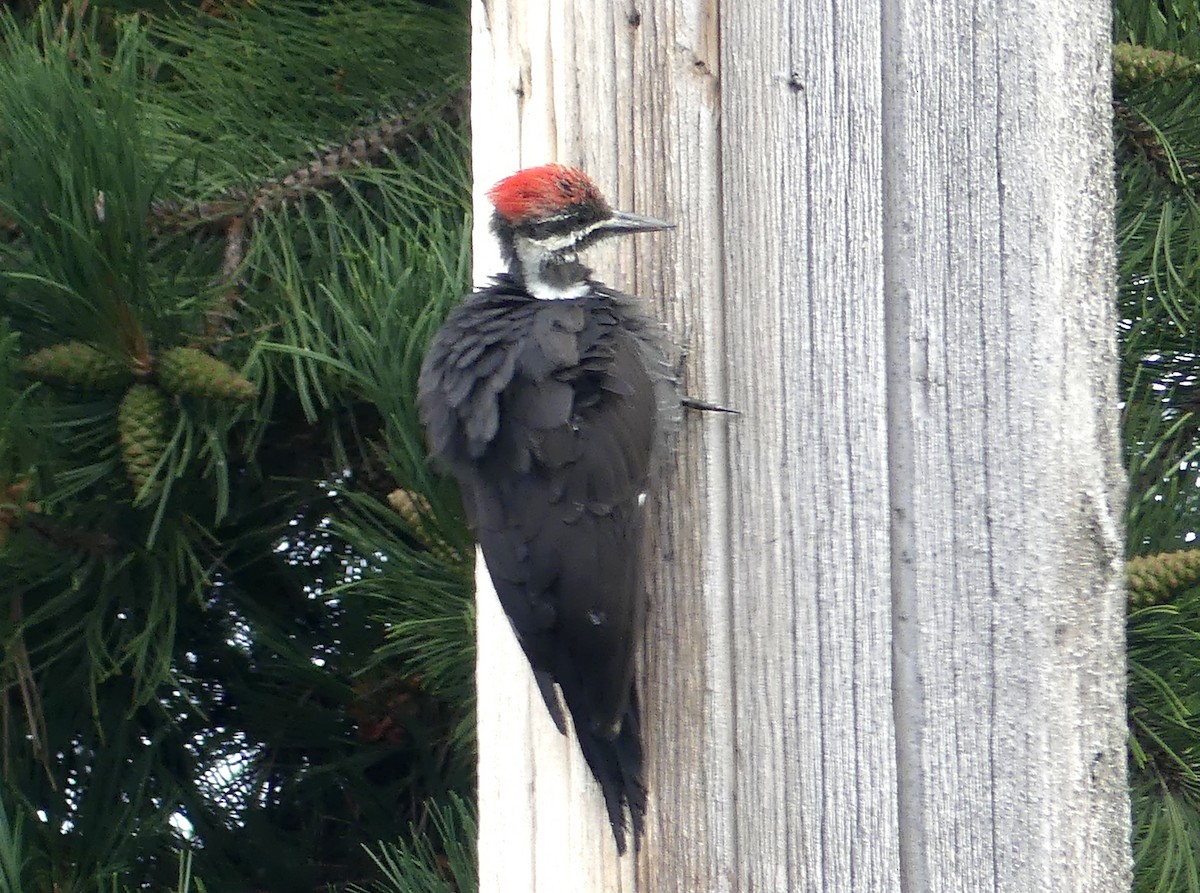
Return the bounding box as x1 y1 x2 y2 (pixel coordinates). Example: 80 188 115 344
1113 43 1195 92
1127 549 1200 606
0 477 35 548
156 346 257 402
21 341 132 390
118 384 169 501
387 488 463 562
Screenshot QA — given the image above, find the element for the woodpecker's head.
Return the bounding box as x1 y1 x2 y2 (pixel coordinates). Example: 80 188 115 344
487 164 672 300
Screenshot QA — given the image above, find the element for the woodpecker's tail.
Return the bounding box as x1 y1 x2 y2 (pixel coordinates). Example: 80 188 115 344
573 693 646 855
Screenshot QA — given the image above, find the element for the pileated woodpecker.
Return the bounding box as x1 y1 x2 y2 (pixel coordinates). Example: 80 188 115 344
417 165 678 854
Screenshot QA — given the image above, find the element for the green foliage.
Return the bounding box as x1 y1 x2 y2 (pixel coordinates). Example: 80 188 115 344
1116 2 1200 888
0 798 27 893
0 2 475 891
1117 0 1200 59
1132 783 1200 893
349 795 477 893
0 11 173 347
148 0 466 195
0 320 32 485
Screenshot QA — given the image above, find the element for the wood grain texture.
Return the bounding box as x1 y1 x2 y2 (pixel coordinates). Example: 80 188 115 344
716 0 903 891
471 3 628 891
471 0 1129 890
471 2 705 890
625 3 735 891
881 1 1130 890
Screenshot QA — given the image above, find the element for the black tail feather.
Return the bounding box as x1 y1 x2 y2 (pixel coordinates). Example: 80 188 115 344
614 695 646 847
534 670 568 735
572 696 645 855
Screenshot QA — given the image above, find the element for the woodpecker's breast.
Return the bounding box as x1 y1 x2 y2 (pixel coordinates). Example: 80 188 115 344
417 277 675 482
416 277 677 733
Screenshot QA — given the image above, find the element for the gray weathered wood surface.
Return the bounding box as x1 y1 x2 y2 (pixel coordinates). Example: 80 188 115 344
470 1 1129 890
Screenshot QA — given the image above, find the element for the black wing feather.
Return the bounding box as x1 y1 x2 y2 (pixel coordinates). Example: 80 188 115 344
417 279 669 852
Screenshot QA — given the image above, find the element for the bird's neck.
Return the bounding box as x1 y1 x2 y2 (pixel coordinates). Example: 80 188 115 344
510 238 593 301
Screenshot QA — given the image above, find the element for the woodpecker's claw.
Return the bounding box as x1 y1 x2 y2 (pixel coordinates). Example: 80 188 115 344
682 396 739 414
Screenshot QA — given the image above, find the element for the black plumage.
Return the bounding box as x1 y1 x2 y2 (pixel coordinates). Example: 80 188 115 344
418 272 677 853
418 164 678 854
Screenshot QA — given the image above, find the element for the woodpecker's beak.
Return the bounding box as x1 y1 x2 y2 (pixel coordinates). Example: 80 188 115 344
601 209 674 235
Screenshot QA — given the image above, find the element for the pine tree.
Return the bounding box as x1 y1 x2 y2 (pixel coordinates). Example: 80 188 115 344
0 3 476 891
1117 2 1200 889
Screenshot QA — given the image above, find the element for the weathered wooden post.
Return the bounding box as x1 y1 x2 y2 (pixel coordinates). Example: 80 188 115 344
471 1 1129 891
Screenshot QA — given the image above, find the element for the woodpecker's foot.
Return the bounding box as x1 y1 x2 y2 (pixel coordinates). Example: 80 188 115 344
682 395 739 414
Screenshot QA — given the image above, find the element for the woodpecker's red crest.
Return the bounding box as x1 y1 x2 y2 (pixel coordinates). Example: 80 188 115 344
421 164 680 853
487 164 609 224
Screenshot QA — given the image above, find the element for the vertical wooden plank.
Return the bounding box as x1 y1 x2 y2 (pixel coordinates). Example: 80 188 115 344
988 3 1129 887
628 2 736 891
716 0 900 890
471 2 619 891
471 2 724 890
880 4 1003 887
472 0 1128 890
881 0 1130 891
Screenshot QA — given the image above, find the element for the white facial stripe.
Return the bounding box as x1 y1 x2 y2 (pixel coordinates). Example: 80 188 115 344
527 218 607 253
